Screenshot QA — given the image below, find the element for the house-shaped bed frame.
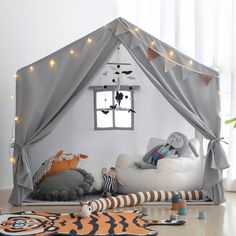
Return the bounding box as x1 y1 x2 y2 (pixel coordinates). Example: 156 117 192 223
10 17 229 205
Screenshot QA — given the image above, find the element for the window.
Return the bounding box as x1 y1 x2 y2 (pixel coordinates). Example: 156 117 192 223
93 86 136 130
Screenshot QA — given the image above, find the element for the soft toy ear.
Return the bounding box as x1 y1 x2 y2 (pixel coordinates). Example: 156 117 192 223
189 142 199 157
88 202 92 206
79 154 88 159
55 150 64 158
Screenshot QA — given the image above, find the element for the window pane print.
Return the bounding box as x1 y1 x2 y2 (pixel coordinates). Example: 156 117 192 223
96 91 112 109
115 110 132 128
96 110 113 128
114 91 132 108
94 89 134 129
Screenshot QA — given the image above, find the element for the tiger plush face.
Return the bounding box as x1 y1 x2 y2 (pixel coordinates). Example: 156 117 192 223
0 212 59 236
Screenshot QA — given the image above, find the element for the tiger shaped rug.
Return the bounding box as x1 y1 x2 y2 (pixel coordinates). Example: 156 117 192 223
0 210 185 235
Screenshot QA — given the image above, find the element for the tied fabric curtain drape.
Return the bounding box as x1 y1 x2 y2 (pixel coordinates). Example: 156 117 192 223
10 16 230 205
117 0 236 194
117 17 229 203
9 26 120 205
225 0 236 191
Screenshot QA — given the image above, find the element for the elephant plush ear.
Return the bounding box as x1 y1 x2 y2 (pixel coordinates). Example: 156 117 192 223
189 141 199 157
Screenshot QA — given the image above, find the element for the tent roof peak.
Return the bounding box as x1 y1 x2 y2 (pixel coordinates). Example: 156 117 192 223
17 16 218 78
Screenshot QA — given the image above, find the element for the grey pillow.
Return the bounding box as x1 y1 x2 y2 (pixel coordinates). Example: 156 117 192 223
31 168 94 201
143 144 163 164
135 161 156 169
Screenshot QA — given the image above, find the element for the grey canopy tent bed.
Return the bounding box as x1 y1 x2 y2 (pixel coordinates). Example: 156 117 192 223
10 17 229 205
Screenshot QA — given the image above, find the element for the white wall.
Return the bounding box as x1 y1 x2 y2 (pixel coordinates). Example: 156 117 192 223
29 45 194 176
0 0 117 188
0 0 195 189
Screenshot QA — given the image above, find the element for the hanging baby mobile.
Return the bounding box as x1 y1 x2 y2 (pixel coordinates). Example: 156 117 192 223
101 57 137 115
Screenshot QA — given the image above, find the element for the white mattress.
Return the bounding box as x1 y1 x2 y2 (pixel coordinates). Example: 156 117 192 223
116 154 203 193
116 138 203 193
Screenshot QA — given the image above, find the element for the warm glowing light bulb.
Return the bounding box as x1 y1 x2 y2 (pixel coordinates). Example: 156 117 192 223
49 60 56 68
189 59 193 65
151 41 155 46
87 37 92 44
14 74 18 79
169 50 174 57
134 27 139 32
14 116 20 124
29 66 34 72
10 95 15 100
10 157 16 164
70 49 74 55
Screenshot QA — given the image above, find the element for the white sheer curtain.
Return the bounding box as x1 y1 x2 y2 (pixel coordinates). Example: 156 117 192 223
117 0 236 191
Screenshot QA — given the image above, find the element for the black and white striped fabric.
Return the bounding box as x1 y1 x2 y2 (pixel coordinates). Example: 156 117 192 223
102 175 118 197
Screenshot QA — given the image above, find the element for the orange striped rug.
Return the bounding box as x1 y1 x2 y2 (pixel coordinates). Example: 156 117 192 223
0 210 185 235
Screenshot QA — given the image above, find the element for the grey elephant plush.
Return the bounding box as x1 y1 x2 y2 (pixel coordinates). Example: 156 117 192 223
31 168 94 201
167 132 199 157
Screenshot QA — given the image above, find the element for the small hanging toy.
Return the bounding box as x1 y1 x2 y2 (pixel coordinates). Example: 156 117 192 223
101 110 109 115
122 70 133 75
110 104 117 110
128 109 136 113
115 91 124 106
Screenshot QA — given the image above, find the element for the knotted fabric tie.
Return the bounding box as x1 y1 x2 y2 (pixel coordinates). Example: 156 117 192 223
11 142 29 153
205 137 229 170
11 142 33 190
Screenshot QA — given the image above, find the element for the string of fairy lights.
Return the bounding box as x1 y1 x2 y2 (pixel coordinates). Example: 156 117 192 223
132 27 202 74
9 21 220 165
9 37 93 165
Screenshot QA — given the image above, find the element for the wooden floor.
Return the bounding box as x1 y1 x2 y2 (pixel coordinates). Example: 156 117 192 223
0 189 236 236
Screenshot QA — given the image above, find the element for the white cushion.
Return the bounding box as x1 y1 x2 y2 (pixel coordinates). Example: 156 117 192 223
115 137 202 194
156 157 198 173
116 156 202 193
116 154 143 169
89 169 103 192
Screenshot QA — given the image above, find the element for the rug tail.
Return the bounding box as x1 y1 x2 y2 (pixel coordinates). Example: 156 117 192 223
144 219 186 226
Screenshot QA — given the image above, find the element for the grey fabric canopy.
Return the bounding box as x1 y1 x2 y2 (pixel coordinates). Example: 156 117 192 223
10 17 229 205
